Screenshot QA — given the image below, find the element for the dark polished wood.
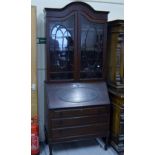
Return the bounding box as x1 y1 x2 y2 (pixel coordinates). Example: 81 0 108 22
45 2 109 82
46 82 110 109
107 20 124 154
107 20 124 89
50 106 110 118
51 114 109 128
44 2 110 154
45 82 110 144
109 89 124 152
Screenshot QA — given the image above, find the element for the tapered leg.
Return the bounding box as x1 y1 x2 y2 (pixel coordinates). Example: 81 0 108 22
49 149 53 155
44 126 53 154
104 137 108 150
104 133 109 150
44 127 48 144
49 144 53 155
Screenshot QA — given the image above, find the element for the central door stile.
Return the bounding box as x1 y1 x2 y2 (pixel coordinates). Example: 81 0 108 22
74 11 79 81
76 11 81 81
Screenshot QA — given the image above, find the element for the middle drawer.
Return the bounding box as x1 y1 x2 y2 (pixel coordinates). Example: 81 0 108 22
50 114 109 128
49 105 110 119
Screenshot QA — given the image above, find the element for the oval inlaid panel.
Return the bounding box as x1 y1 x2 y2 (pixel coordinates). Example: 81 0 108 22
57 87 98 103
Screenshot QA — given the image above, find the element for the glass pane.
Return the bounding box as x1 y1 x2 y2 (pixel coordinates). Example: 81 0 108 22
80 15 104 79
49 15 74 79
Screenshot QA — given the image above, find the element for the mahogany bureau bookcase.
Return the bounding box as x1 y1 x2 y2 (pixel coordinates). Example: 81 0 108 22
44 2 110 154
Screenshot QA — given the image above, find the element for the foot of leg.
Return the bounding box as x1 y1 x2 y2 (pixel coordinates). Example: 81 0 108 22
49 144 53 155
104 135 109 150
44 127 48 144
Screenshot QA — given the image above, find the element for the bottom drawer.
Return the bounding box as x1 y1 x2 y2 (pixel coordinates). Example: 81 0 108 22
50 123 108 140
49 133 104 144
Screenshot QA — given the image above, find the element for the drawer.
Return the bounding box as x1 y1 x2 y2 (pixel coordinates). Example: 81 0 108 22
120 121 124 135
120 114 124 121
49 134 102 144
50 105 110 118
50 123 109 139
109 92 124 107
50 114 109 128
120 106 124 115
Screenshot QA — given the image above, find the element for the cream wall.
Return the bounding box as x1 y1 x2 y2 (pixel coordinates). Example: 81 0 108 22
31 0 124 141
31 6 38 117
32 0 124 37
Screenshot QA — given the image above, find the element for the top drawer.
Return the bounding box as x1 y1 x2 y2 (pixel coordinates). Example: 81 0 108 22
49 105 110 118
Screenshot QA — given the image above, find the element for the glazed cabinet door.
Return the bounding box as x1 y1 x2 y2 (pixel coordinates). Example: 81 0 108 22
46 13 76 81
79 14 107 79
45 3 108 82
